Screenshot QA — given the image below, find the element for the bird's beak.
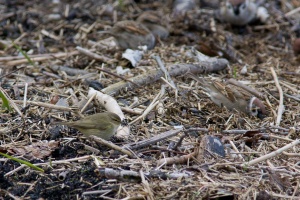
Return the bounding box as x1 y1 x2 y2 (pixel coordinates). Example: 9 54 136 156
257 111 265 120
233 6 240 15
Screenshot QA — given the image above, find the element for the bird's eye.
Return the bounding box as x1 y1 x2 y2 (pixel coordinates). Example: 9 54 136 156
250 107 258 116
226 3 232 9
257 111 265 120
241 3 246 10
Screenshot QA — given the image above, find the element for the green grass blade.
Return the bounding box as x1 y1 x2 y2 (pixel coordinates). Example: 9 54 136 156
12 42 34 65
0 152 44 172
0 90 11 110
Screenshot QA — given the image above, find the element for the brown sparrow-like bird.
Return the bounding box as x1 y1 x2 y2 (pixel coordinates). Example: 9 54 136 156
217 0 269 26
172 0 197 17
200 0 220 9
293 38 300 56
188 73 267 119
136 11 169 39
101 20 156 50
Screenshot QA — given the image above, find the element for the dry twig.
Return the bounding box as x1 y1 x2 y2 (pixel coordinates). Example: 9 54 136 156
270 67 284 127
244 139 300 166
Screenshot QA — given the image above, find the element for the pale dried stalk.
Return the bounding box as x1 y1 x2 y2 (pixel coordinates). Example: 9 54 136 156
12 100 72 111
90 136 133 158
76 46 113 63
140 169 155 200
229 140 244 161
129 86 164 125
156 151 198 166
270 67 284 127
244 139 300 166
125 128 183 150
2 51 79 66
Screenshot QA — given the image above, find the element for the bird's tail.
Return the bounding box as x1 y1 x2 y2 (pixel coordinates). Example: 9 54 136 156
187 73 210 87
187 72 218 95
52 121 70 126
187 73 204 82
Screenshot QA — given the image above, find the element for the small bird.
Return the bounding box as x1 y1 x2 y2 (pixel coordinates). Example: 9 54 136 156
293 38 300 56
200 0 220 9
55 112 121 140
136 11 169 40
217 0 269 26
101 20 156 50
172 0 197 17
188 73 267 119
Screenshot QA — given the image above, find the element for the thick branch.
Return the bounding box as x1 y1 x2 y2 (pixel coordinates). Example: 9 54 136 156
102 59 229 95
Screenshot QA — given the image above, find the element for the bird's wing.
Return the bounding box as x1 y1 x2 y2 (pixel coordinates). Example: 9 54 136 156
227 78 263 98
212 80 239 103
72 122 98 130
118 21 149 35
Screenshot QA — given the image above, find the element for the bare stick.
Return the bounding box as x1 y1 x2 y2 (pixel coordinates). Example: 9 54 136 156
90 136 133 158
156 151 198 166
229 140 244 161
270 67 284 126
76 46 113 63
270 144 300 157
2 51 79 66
95 66 139 86
125 128 183 150
102 59 229 95
80 93 96 113
285 7 300 17
23 83 28 108
0 52 76 62
140 169 155 200
243 139 300 166
120 107 143 115
152 55 177 91
129 101 159 125
12 100 72 111
125 127 208 151
129 85 164 125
